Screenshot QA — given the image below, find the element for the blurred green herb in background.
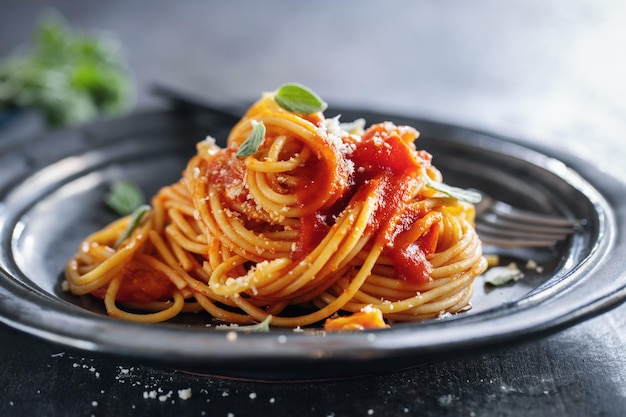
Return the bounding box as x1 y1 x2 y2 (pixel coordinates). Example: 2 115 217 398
0 12 133 126
105 180 145 216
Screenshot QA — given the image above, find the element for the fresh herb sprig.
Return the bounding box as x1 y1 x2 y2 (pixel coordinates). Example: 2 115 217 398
423 170 482 203
105 180 145 216
235 83 326 157
216 315 272 332
0 12 132 126
113 204 151 249
483 263 524 286
274 83 327 114
236 120 266 157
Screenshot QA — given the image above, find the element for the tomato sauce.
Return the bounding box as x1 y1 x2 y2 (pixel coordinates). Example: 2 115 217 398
296 122 438 284
204 150 246 194
293 212 330 259
92 267 175 303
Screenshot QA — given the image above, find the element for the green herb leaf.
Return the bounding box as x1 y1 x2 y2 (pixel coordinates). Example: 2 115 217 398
483 263 524 286
0 12 132 126
423 171 482 203
274 83 327 114
236 120 266 157
113 204 151 249
105 180 145 216
216 315 272 332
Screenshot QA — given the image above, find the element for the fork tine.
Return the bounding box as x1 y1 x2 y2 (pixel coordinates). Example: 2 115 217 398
474 192 583 247
478 213 577 235
476 235 561 248
475 222 567 248
489 200 582 228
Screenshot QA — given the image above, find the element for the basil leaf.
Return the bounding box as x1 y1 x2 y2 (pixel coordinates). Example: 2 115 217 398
483 263 524 286
274 83 327 114
424 172 482 204
217 315 272 332
105 180 145 216
0 13 132 127
113 204 151 249
236 120 266 157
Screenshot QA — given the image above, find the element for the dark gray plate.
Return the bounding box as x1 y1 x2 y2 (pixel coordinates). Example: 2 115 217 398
0 106 624 381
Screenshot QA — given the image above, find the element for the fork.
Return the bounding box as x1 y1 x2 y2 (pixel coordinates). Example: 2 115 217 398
473 192 583 248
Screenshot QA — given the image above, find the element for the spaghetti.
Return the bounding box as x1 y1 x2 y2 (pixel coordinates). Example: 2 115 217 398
65 85 487 329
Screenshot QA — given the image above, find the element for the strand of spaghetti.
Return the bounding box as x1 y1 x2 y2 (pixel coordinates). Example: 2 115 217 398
165 224 207 255
119 300 204 314
228 217 293 256
257 228 299 241
276 265 354 306
65 217 150 290
361 270 447 291
357 281 424 300
209 256 292 296
167 234 210 282
165 228 197 271
81 216 130 246
385 278 478 319
264 132 311 164
231 199 368 300
147 231 227 304
432 243 483 280
244 177 300 219
393 211 443 248
195 181 279 260
353 273 475 315
430 224 482 277
318 223 483 316
150 199 166 234
157 181 192 205
205 237 249 279
68 235 119 283
246 156 304 173
268 197 375 298
226 295 298 325
258 206 388 326
146 231 202 292
250 115 346 213
321 275 459 317
431 210 465 252
193 293 258 325
73 244 113 269
270 238 387 327
227 294 278 323
249 170 298 208
226 196 299 227
167 205 203 240
104 274 185 323
243 138 305 173
65 258 123 295
385 292 472 319
244 138 309 213
205 237 226 274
